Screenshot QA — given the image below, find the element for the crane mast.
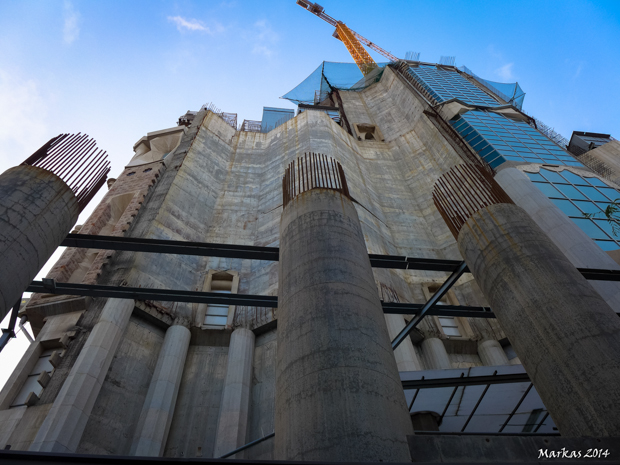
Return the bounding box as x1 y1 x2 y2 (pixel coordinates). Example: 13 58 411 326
296 1 398 76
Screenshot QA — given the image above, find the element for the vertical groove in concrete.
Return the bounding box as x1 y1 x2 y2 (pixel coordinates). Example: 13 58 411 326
29 299 135 453
276 188 412 462
0 165 79 319
131 319 191 457
477 339 509 367
213 327 255 459
458 203 620 437
420 337 452 370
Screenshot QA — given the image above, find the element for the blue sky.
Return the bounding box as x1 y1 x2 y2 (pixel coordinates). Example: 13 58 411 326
0 0 619 384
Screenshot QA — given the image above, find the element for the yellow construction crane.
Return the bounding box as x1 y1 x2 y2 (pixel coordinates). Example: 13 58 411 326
296 1 398 76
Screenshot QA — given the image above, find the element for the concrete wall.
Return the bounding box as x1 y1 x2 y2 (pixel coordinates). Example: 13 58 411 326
1 66 523 455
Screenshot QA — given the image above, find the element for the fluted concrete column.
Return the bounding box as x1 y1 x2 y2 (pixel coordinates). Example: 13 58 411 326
420 337 452 370
276 155 412 462
434 164 620 437
384 314 423 371
213 327 255 459
29 298 135 452
0 166 78 320
131 318 191 457
477 339 510 367
495 167 620 311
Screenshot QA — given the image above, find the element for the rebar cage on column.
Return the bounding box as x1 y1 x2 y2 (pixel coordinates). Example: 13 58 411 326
433 163 513 239
282 153 350 207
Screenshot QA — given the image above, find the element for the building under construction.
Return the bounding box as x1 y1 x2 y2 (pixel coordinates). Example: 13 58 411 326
1 5 620 463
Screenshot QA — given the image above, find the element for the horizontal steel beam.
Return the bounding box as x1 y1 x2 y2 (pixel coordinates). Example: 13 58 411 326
27 281 279 308
61 234 279 261
59 234 620 281
402 372 531 390
383 302 495 318
26 281 498 319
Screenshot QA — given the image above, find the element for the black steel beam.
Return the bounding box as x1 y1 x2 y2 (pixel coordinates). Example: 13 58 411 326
58 234 620 281
60 234 279 261
391 261 468 351
402 372 531 390
383 302 495 318
27 281 278 308
0 296 23 353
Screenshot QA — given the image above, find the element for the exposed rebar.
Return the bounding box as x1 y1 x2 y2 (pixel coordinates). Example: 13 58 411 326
21 133 110 212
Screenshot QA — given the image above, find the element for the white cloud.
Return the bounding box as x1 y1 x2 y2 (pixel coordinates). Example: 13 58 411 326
495 63 514 81
0 68 50 166
63 0 80 44
252 20 278 57
168 16 209 33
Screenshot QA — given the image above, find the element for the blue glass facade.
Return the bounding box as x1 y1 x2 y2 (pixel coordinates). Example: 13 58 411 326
450 111 582 169
407 65 498 106
526 169 620 250
408 64 620 251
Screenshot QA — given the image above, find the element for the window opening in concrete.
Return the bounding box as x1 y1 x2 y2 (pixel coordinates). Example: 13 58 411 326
202 271 237 330
438 317 461 337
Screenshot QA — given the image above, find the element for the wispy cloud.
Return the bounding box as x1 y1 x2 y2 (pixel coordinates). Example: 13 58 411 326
252 20 279 57
168 16 216 33
0 68 49 163
63 0 80 44
495 63 514 81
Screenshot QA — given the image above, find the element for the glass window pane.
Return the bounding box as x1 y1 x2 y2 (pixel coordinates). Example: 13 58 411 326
540 170 568 183
554 184 587 200
31 355 54 375
204 315 228 326
586 177 609 188
597 188 620 201
550 199 581 216
570 218 610 239
206 304 229 317
10 375 43 406
595 240 620 251
526 172 545 182
573 200 601 215
557 171 588 185
578 186 610 202
593 219 620 239
533 182 565 198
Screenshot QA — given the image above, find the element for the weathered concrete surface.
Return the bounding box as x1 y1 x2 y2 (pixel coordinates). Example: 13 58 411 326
213 328 254 459
131 321 190 457
458 203 620 437
276 188 413 462
29 299 135 452
385 314 423 371
578 139 620 187
77 315 164 455
421 337 452 370
3 404 52 451
0 165 78 320
246 329 276 461
408 434 620 462
477 339 510 367
495 166 620 312
163 345 228 458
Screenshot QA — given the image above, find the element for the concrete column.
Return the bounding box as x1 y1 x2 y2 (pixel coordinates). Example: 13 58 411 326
131 318 191 457
213 327 255 459
0 166 79 320
420 337 452 370
29 298 135 452
458 203 620 437
384 314 423 371
495 167 620 311
276 188 413 462
477 339 510 367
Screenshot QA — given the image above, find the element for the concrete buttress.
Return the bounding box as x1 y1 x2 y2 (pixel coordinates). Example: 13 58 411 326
29 299 135 452
276 186 413 462
131 318 191 456
213 327 255 458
